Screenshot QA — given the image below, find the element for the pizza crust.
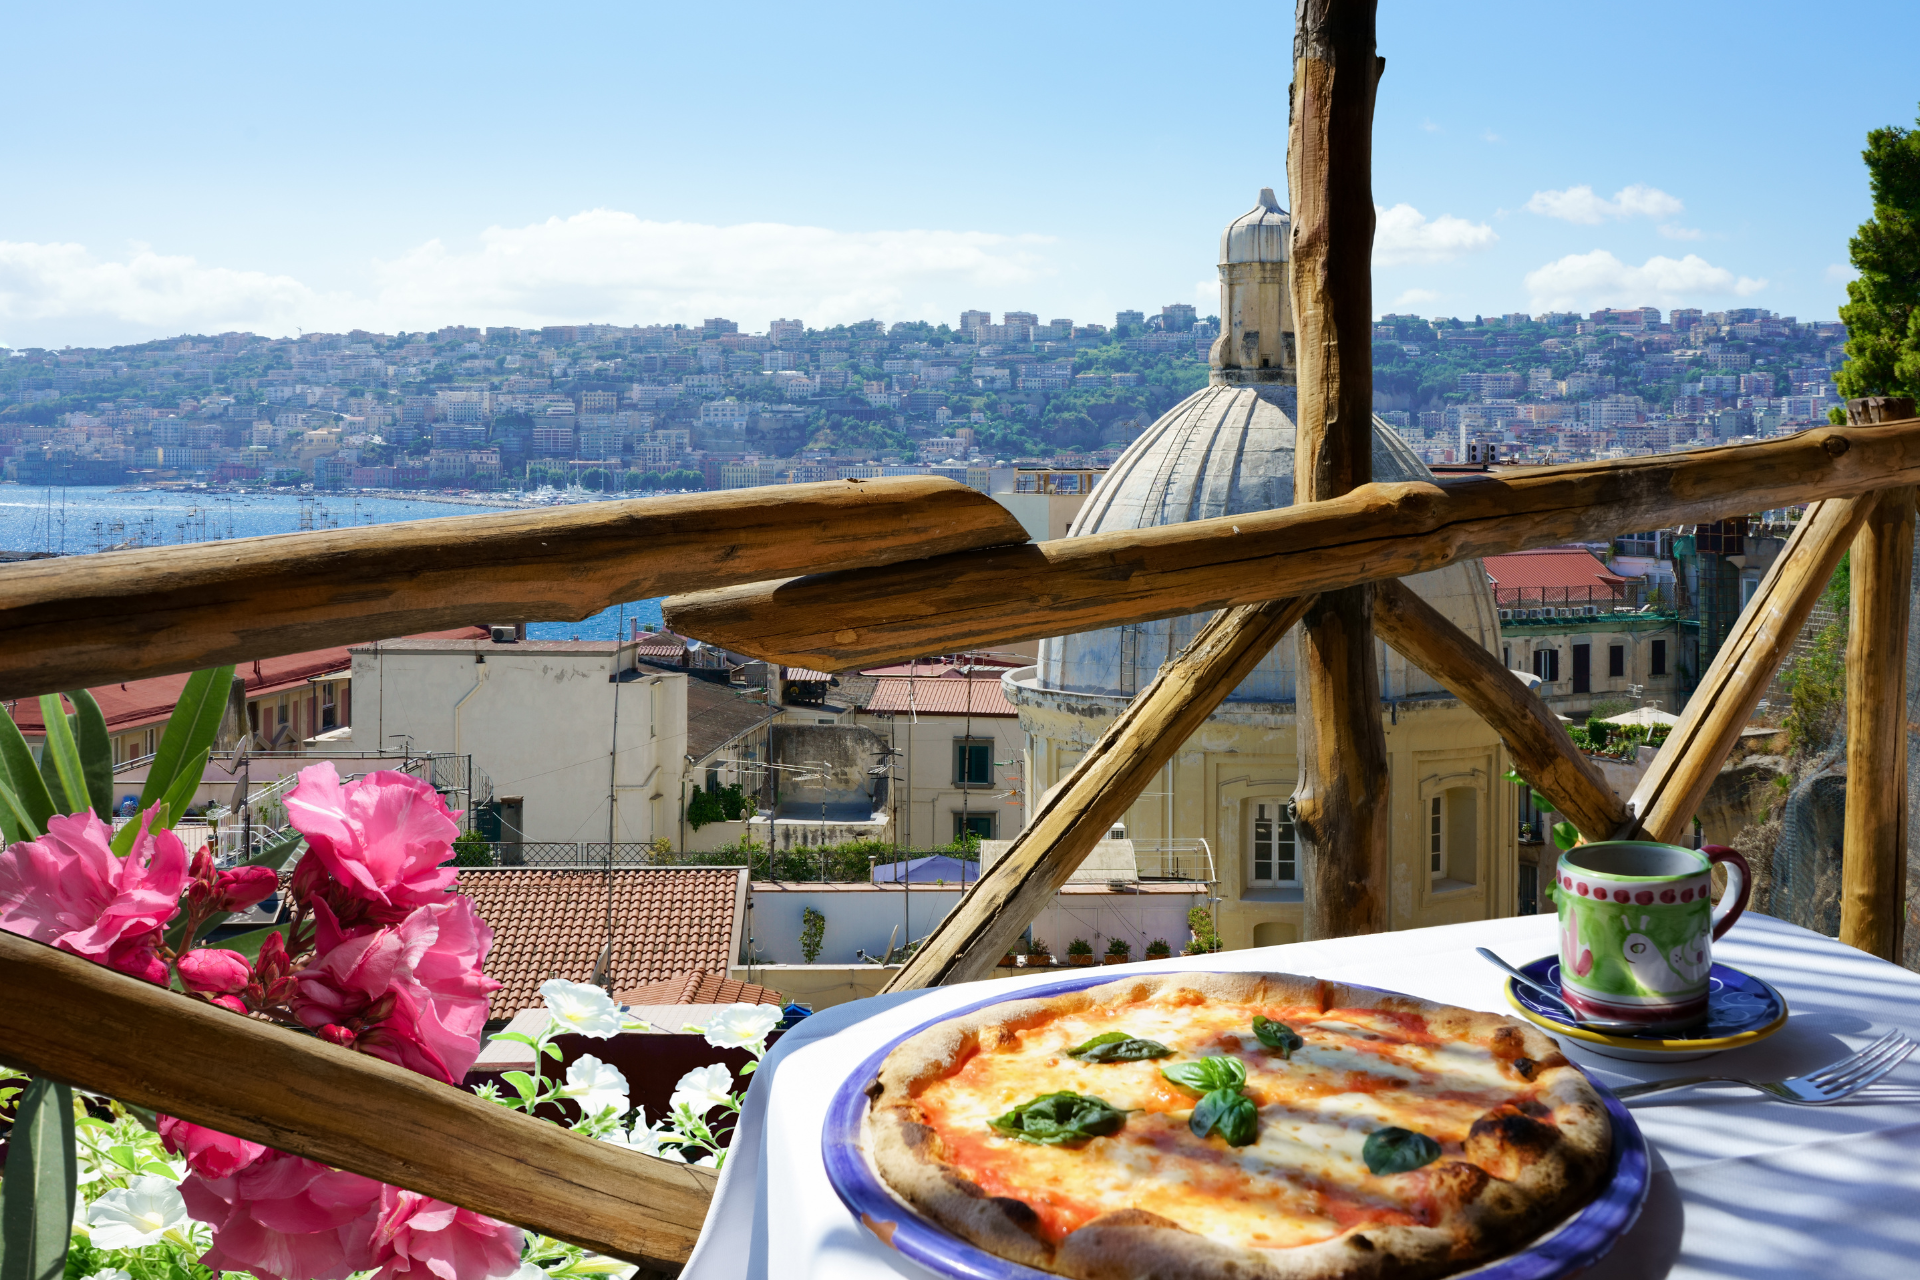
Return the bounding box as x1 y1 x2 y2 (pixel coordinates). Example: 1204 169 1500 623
864 971 1611 1280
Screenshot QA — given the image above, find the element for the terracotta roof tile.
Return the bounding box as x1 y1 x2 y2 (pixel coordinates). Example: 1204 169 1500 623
611 971 782 1007
455 868 743 1019
862 676 1016 716
685 680 780 761
1483 548 1626 604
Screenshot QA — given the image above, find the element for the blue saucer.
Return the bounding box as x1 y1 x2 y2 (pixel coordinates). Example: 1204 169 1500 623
1505 955 1788 1061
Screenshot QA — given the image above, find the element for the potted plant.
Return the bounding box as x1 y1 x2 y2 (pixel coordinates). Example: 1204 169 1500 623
1104 937 1131 965
1068 938 1096 966
1145 938 1171 959
1024 938 1053 967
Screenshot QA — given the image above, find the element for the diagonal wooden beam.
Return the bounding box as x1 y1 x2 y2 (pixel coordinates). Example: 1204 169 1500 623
0 931 714 1269
0 476 1027 702
882 595 1316 992
661 419 1920 673
1624 495 1870 844
1371 578 1626 840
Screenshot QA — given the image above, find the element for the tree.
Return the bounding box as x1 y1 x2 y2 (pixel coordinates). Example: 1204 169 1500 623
1836 105 1920 402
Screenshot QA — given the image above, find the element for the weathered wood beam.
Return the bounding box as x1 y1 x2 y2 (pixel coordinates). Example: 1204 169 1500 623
1371 578 1626 839
0 931 714 1269
1289 0 1389 940
0 477 1028 702
882 596 1316 991
1624 496 1872 843
1841 395 1918 960
662 419 1920 672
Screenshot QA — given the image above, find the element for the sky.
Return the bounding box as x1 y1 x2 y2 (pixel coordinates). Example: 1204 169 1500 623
2 1 1916 349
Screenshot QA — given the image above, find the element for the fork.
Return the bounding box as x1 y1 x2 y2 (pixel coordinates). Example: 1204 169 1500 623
1613 1029 1916 1104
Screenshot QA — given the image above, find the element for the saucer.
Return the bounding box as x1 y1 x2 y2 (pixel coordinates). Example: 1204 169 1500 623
1504 955 1788 1062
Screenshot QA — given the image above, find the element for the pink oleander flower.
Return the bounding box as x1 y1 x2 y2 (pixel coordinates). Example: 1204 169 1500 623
366 1188 523 1280
291 896 499 1084
215 863 281 912
178 947 253 995
285 764 460 925
158 1116 269 1179
0 808 186 984
182 1150 384 1280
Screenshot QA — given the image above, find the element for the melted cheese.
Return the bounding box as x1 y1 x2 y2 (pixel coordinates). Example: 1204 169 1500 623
911 998 1539 1249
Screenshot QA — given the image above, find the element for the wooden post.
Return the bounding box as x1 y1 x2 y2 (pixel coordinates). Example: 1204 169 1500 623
0 932 714 1269
660 418 1920 674
882 596 1315 991
1370 579 1626 839
1625 495 1873 843
1289 0 1389 939
1842 395 1918 960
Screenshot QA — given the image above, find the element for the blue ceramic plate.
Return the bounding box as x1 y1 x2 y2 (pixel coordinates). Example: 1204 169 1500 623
1504 955 1788 1062
823 970 1650 1280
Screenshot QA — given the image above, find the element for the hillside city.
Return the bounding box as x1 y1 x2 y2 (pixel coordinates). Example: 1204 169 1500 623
0 303 1849 497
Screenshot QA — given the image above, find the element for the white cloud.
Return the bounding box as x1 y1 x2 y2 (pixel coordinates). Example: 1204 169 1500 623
1825 263 1859 284
0 240 325 345
1658 224 1704 241
366 210 1056 333
1525 183 1684 225
1388 288 1441 311
1524 250 1766 312
1420 119 1442 133
1481 130 1503 144
1373 204 1497 266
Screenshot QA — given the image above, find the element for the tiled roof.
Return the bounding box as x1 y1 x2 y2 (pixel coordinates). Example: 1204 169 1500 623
859 658 1024 678
783 668 835 682
1483 548 1626 603
686 679 780 762
611 970 781 1007
455 868 744 1019
862 676 1016 716
11 627 488 735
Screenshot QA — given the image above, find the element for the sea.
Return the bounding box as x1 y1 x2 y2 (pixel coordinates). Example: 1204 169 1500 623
0 484 665 640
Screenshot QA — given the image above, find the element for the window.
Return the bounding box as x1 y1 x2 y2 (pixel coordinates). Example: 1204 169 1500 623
1651 639 1667 677
1429 796 1445 877
321 682 337 730
1532 648 1560 683
954 738 993 788
953 812 994 840
1250 801 1297 886
1518 863 1539 915
1571 643 1590 695
1741 577 1759 608
1608 644 1625 678
1503 644 1511 668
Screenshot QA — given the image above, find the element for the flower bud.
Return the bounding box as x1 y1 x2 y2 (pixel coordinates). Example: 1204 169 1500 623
211 995 249 1015
215 865 280 913
178 948 253 995
318 1024 357 1047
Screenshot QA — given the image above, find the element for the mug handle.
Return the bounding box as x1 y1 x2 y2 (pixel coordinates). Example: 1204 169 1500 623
1701 844 1751 941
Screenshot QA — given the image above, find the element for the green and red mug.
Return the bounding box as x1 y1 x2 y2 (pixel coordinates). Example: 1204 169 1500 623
1555 841 1751 1029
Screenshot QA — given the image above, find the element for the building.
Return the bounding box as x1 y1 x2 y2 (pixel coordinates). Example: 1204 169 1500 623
1006 191 1522 949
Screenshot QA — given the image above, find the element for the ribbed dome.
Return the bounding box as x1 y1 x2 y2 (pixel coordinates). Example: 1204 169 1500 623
1221 188 1290 265
1036 385 1500 703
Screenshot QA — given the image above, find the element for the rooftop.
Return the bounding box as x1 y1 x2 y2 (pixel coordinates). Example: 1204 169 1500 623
686 680 781 761
611 970 782 1007
862 675 1018 716
1483 547 1627 603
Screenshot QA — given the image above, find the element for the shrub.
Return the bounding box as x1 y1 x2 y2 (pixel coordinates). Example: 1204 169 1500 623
800 906 826 963
1105 937 1131 958
1187 906 1222 953
1068 937 1093 956
452 830 493 867
1145 938 1171 958
1028 937 1053 957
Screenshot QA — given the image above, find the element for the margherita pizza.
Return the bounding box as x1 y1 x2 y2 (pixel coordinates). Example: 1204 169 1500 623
864 972 1609 1279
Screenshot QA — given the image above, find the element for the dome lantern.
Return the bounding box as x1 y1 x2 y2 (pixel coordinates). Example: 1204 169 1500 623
1209 187 1296 395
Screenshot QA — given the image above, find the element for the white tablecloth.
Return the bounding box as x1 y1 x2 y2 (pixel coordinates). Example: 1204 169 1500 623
683 913 1920 1279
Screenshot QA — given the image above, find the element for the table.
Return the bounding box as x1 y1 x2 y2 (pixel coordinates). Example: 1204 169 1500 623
683 913 1920 1279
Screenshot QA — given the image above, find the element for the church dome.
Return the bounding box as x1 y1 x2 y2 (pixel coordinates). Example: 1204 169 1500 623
1035 385 1500 703
1221 188 1290 265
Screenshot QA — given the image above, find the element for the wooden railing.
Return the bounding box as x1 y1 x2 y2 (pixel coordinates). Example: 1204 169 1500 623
2 1 1911 1267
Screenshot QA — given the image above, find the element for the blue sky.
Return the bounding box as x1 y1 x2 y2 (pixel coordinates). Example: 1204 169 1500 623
3 1 1914 347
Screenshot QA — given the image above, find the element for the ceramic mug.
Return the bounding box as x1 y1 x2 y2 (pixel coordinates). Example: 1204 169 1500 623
1554 841 1751 1029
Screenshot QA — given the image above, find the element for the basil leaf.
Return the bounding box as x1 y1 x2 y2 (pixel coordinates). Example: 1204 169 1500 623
1189 1087 1258 1146
1160 1056 1247 1094
1067 1032 1173 1063
989 1092 1128 1146
1362 1126 1442 1175
1252 1017 1304 1058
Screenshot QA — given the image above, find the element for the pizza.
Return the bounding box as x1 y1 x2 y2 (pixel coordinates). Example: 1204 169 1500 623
863 972 1610 1280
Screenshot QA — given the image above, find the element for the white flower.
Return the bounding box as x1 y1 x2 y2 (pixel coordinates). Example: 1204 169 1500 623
689 1003 782 1051
84 1271 133 1280
540 979 625 1038
669 1063 734 1118
560 1055 631 1118
86 1175 189 1249
602 1111 688 1163
508 1265 551 1280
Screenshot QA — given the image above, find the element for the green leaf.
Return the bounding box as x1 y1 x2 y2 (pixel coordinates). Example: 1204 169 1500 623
155 750 209 831
0 706 54 839
138 666 234 812
1065 1032 1173 1063
1551 821 1580 852
0 1077 77 1280
1160 1056 1247 1094
1252 1017 1304 1059
0 776 42 847
501 1072 538 1103
1362 1126 1442 1175
988 1092 1128 1146
64 691 114 820
211 923 289 963
489 1032 541 1048
108 804 166 858
1189 1087 1258 1146
165 827 303 950
34 696 87 818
